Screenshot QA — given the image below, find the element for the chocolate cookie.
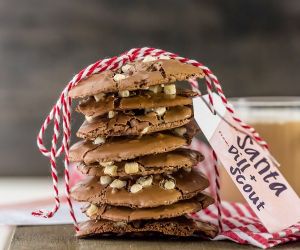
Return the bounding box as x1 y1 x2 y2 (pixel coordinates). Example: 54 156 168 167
78 148 203 177
77 106 193 139
70 132 188 164
83 193 214 222
77 89 196 118
71 169 209 208
76 216 218 238
69 59 204 98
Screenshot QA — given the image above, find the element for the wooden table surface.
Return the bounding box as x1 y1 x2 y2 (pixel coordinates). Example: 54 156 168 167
8 225 300 250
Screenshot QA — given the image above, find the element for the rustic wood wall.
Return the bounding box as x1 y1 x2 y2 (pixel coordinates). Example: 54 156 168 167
1 0 300 176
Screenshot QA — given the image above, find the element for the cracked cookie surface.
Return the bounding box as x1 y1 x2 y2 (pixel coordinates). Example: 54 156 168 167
69 59 204 99
76 216 218 238
76 88 197 118
71 169 209 208
77 148 204 177
83 193 214 221
69 122 198 164
77 106 193 139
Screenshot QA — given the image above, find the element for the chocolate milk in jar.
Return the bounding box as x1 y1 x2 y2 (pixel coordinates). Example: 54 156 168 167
220 97 300 202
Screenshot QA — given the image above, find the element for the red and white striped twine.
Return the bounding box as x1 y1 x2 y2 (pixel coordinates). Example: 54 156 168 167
33 47 271 232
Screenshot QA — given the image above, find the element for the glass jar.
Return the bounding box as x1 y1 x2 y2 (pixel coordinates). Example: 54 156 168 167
220 96 300 202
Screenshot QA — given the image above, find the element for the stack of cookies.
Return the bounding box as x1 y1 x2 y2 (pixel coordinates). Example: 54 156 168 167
69 56 218 238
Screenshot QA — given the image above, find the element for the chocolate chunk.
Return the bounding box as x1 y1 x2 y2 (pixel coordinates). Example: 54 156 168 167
70 132 191 164
76 217 218 238
77 90 195 118
71 169 209 208
77 106 193 139
69 59 204 99
84 193 214 221
78 149 204 177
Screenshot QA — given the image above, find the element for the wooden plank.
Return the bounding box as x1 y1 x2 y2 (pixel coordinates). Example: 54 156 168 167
9 225 300 250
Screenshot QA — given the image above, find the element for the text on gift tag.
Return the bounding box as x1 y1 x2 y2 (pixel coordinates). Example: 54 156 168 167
193 93 300 233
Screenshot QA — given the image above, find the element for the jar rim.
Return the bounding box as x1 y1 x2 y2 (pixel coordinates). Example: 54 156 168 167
229 96 300 107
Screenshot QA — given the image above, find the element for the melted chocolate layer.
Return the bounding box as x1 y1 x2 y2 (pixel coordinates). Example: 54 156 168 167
71 169 209 208
84 193 214 221
77 106 193 139
78 148 203 177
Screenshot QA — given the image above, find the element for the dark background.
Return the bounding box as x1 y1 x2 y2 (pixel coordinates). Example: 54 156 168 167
1 0 300 176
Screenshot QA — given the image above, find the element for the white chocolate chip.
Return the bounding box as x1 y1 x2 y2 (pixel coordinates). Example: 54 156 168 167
164 84 176 95
86 204 98 217
154 107 166 117
142 55 157 63
113 74 127 81
100 175 112 185
163 179 176 190
153 62 163 71
108 111 116 119
93 136 106 145
137 176 153 187
124 162 139 174
104 165 118 176
118 90 130 97
121 64 132 73
184 167 192 172
149 85 162 94
85 115 94 123
159 55 170 60
99 161 114 167
109 179 127 189
130 183 143 193
141 126 149 135
94 93 105 102
174 127 187 137
115 221 127 227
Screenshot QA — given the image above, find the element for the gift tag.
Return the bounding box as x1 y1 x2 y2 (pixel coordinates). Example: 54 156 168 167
193 93 300 233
